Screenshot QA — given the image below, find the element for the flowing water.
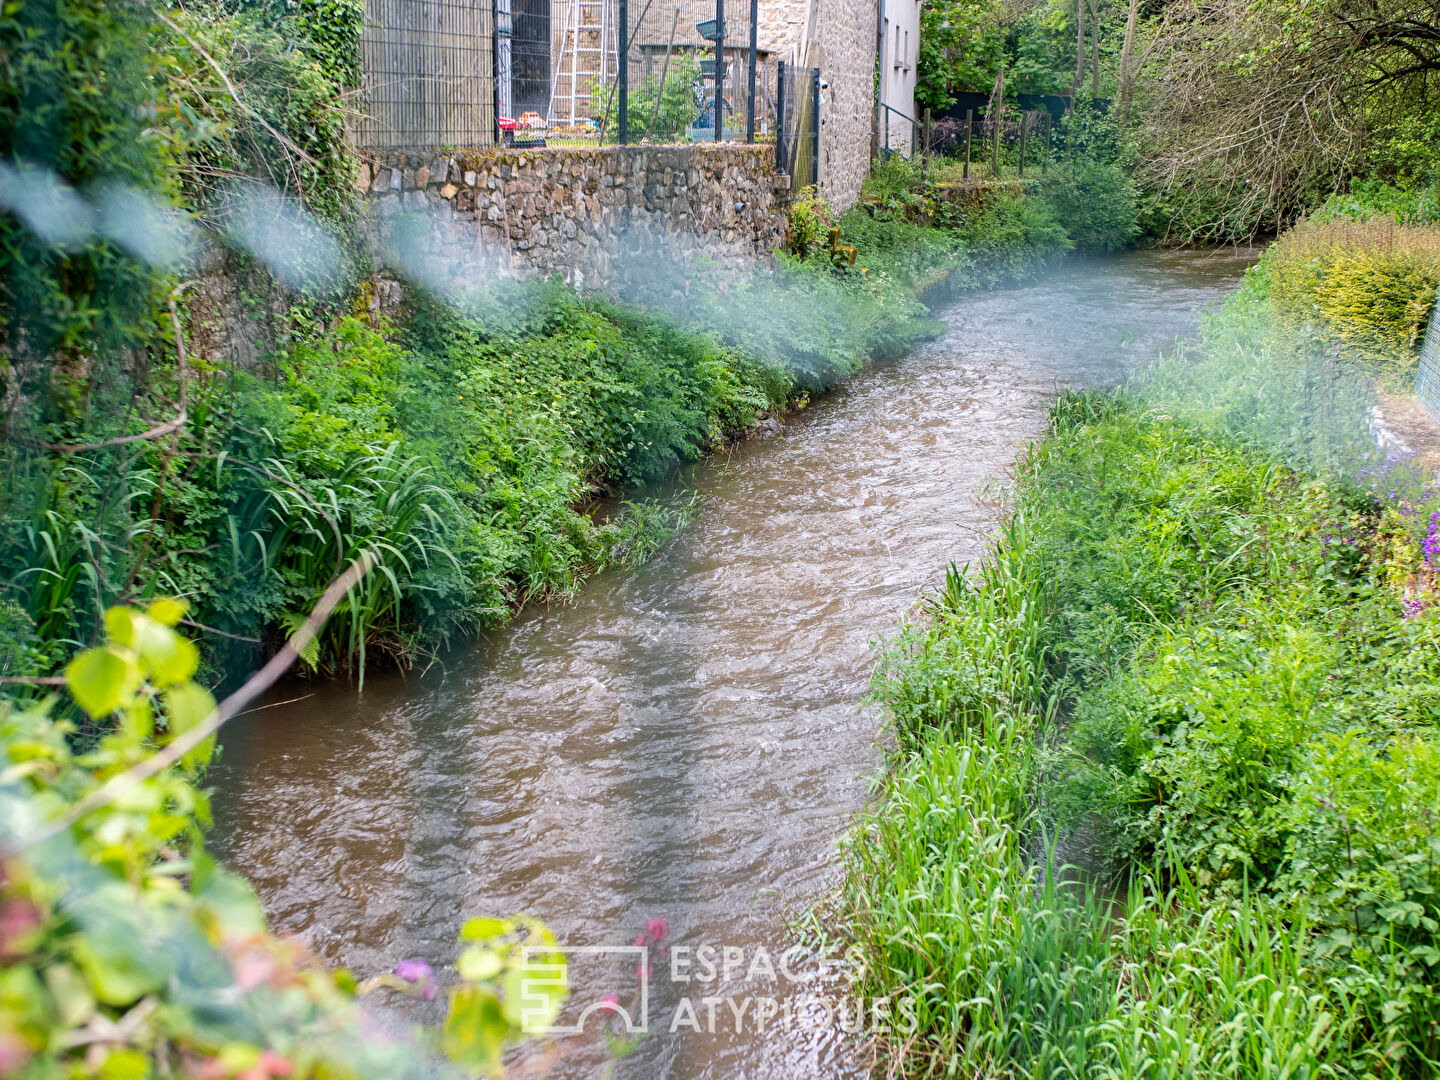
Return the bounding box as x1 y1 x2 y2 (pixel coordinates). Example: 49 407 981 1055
210 248 1256 1079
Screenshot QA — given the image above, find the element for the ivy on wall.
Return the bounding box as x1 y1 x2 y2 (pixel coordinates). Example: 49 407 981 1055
218 0 365 87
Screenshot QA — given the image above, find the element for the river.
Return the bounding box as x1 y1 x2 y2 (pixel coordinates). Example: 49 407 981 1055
209 247 1256 1079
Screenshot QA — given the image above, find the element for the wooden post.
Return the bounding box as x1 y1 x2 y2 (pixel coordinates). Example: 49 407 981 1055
963 108 972 179
1018 113 1026 177
920 108 931 184
991 110 1000 178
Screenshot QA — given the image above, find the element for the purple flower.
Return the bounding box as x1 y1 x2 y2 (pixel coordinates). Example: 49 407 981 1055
395 958 437 1001
1403 597 1427 619
1424 511 1440 566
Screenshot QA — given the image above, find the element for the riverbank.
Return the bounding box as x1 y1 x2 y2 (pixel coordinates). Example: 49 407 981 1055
841 229 1440 1077
0 179 1086 1077
1 180 1069 687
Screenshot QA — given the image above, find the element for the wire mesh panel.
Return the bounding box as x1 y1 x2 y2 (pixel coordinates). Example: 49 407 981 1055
623 0 755 142
1415 286 1440 421
776 62 818 190
361 0 497 149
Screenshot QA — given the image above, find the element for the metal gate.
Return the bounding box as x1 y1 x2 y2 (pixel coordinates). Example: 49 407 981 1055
775 61 819 192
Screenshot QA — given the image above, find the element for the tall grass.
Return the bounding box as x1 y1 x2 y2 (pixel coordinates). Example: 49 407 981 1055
841 271 1440 1077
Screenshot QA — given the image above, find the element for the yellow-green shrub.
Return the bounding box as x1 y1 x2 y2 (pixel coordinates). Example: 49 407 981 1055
1268 217 1440 368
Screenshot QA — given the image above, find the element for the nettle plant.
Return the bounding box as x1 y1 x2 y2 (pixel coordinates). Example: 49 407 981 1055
0 603 565 1078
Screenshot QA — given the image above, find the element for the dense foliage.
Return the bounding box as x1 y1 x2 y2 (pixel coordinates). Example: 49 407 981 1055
913 0 1439 239
0 606 567 1077
1267 212 1440 371
842 255 1440 1076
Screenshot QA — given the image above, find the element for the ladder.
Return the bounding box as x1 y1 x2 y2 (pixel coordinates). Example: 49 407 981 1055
549 0 619 125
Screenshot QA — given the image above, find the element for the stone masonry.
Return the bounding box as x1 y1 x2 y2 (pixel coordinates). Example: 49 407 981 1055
357 144 789 296
756 0 878 212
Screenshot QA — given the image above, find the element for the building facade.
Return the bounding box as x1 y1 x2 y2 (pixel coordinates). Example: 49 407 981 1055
877 0 919 155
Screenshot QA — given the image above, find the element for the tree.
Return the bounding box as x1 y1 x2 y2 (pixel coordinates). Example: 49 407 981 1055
1140 0 1440 236
916 0 1006 112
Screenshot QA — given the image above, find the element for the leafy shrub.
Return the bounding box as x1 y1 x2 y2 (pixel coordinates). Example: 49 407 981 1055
783 187 832 259
624 52 701 140
0 607 567 1077
1036 158 1139 251
1267 216 1440 367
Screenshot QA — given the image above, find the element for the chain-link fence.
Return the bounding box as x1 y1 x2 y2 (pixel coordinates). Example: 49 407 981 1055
357 0 797 156
1416 286 1440 421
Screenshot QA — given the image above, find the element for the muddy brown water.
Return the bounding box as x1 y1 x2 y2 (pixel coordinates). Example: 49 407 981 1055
210 248 1257 1079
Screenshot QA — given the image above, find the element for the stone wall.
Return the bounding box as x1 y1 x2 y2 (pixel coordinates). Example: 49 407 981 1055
810 0 878 212
756 0 877 212
357 143 788 295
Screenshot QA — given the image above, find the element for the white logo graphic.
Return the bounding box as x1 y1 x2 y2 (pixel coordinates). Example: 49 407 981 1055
521 945 649 1035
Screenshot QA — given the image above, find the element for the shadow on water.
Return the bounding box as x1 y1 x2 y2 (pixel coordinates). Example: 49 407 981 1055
208 246 1259 1079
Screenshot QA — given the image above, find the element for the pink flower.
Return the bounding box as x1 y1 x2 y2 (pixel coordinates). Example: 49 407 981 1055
646 917 668 943
600 993 621 1010
633 934 646 947
395 957 437 1001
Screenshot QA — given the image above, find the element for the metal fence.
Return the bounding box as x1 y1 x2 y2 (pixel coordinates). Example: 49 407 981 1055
360 0 497 149
924 108 1054 179
776 62 818 190
1415 286 1440 421
356 0 804 157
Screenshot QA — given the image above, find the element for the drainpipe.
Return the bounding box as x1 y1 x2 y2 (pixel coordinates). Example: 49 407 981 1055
875 0 885 157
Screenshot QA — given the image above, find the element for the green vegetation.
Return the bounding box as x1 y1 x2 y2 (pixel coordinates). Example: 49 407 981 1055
916 0 1440 239
842 255 1440 1076
0 5 1082 1074
1268 211 1440 371
0 604 567 1077
0 192 1070 683
623 53 703 141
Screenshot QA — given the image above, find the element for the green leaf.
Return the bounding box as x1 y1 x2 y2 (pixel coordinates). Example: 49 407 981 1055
501 950 566 1030
104 606 138 647
456 946 504 983
442 985 511 1073
70 932 163 1006
137 621 198 687
44 963 96 1027
460 916 512 941
100 1048 151 1080
163 683 217 768
66 647 139 718
145 597 187 627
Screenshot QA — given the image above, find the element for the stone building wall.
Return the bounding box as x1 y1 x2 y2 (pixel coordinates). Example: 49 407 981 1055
756 0 876 212
357 144 788 297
